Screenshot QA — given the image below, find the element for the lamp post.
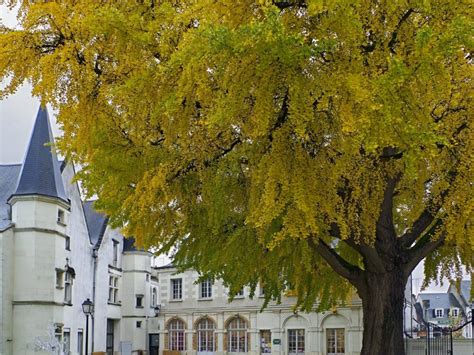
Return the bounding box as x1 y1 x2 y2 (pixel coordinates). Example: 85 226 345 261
82 298 94 355
154 304 161 317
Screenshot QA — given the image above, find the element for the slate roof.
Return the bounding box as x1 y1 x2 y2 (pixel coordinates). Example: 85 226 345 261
460 280 471 303
10 106 68 203
418 293 461 310
82 200 108 246
0 164 21 231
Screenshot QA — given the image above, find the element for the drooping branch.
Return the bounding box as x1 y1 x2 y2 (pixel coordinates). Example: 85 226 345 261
307 237 362 284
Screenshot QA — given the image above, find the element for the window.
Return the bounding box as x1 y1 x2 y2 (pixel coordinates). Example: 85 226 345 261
106 319 114 355
228 317 247 352
171 279 182 300
326 328 344 355
65 236 71 251
136 295 144 308
77 330 84 355
112 240 119 267
289 329 305 354
108 275 119 303
260 330 271 353
64 271 73 304
168 318 186 351
136 321 142 328
259 285 266 297
56 270 64 289
197 318 215 352
57 209 65 224
435 308 444 318
63 330 70 355
451 308 459 317
200 279 212 299
151 287 158 307
235 288 244 298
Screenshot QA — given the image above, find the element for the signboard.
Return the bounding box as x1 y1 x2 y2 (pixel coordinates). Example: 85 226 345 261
272 339 281 345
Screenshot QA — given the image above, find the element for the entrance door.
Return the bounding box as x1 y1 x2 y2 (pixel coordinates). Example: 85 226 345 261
326 328 345 355
149 334 160 355
288 329 305 355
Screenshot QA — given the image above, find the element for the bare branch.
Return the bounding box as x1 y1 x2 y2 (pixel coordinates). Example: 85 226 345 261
388 8 414 54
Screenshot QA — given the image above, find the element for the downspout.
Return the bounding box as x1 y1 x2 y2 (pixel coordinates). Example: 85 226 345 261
92 246 98 353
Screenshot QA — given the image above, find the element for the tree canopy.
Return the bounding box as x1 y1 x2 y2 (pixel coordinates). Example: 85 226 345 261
1 1 472 350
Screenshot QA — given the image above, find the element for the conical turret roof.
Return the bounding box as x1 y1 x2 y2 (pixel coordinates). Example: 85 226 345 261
10 106 68 203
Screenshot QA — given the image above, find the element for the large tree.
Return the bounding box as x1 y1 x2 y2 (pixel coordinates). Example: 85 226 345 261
1 1 472 353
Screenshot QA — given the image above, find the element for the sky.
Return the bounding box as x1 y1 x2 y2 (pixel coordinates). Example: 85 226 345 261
0 3 463 293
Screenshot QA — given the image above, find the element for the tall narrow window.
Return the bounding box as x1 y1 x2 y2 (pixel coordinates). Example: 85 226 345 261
136 295 144 308
77 330 84 355
168 318 186 351
56 270 64 289
326 328 344 355
197 318 215 352
288 329 305 354
106 319 114 355
151 287 158 307
200 279 212 299
260 330 271 353
171 279 182 300
108 275 119 303
228 317 247 352
64 271 73 304
112 240 119 267
63 330 70 355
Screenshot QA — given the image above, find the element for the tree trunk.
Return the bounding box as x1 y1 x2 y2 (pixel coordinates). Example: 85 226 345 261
358 268 407 355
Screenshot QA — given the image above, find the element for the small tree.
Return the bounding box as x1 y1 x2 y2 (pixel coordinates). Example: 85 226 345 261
1 1 472 354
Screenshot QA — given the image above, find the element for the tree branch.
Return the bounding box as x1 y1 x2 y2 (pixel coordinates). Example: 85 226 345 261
273 1 307 10
404 220 445 275
388 8 414 54
307 237 362 284
400 208 437 248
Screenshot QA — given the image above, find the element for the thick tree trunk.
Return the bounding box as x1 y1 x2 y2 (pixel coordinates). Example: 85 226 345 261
358 268 407 355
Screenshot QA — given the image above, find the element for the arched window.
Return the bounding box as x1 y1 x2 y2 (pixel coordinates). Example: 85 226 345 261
168 318 186 351
197 318 215 352
227 317 247 352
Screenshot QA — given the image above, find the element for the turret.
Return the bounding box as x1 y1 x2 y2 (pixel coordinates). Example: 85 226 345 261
8 106 71 354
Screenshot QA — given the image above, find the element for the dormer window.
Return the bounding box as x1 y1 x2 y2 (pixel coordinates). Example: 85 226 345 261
57 209 66 225
435 308 443 318
451 308 459 317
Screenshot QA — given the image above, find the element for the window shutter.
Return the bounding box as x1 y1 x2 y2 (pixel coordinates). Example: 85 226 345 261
432 309 436 318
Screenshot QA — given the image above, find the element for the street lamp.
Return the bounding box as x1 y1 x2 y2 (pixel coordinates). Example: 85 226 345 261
154 304 161 317
82 298 94 355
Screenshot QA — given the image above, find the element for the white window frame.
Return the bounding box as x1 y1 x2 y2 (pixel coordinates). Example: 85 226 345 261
228 317 247 352
435 308 444 318
171 278 183 300
168 319 185 351
451 308 459 317
108 275 119 303
112 240 119 267
200 279 213 299
197 318 215 352
288 329 305 355
326 328 344 355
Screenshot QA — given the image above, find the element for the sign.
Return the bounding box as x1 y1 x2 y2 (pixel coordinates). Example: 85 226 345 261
272 339 281 345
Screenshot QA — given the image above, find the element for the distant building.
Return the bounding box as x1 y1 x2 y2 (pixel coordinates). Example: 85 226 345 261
152 265 364 355
448 280 472 338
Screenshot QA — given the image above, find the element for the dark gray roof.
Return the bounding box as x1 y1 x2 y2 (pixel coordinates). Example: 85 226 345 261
0 164 21 231
10 106 68 203
154 262 175 270
418 293 461 310
460 280 471 303
82 200 108 246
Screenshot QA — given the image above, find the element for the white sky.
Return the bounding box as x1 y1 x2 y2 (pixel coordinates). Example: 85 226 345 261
0 2 464 293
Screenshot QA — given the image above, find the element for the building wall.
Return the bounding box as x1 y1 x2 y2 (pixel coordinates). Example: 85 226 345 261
153 268 363 355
